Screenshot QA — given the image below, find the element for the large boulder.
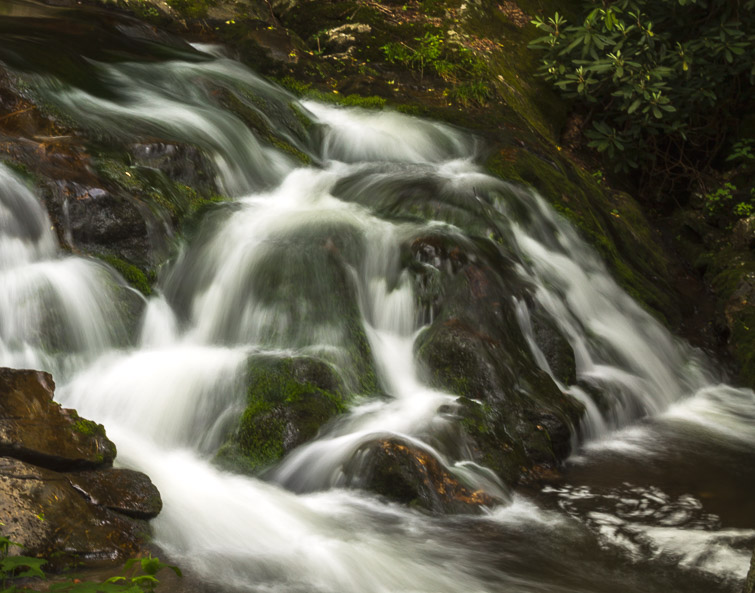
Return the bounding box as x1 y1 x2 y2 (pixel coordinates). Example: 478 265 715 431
0 368 115 471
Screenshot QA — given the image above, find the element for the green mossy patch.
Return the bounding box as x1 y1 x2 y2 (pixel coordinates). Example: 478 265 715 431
98 254 153 296
72 416 107 439
216 355 349 474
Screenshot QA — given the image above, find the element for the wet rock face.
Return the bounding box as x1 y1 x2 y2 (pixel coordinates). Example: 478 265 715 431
131 142 215 194
0 368 116 470
67 468 163 520
0 458 146 567
43 180 152 265
0 367 161 567
411 234 583 485
344 437 500 515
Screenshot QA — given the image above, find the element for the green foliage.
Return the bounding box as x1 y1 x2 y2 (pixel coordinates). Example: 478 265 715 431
529 0 755 195
381 31 491 104
726 138 755 164
1 531 180 593
703 182 755 219
1 534 46 592
98 255 152 297
704 182 737 215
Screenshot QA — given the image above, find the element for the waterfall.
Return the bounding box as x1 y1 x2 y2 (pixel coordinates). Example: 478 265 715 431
0 28 753 593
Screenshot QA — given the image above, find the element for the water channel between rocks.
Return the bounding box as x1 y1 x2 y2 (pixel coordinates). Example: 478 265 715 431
0 5 753 592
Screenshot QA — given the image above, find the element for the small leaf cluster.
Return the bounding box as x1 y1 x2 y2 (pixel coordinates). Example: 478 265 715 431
529 0 755 193
1 532 181 593
703 182 755 219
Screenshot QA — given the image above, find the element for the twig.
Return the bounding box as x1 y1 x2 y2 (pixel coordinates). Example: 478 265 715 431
0 107 34 121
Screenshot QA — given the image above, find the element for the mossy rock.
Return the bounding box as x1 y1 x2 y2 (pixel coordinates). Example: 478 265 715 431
216 355 347 474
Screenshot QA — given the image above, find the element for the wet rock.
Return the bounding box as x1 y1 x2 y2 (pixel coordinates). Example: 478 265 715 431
724 272 755 388
130 142 215 195
0 457 145 566
412 237 583 485
0 368 116 471
344 437 499 515
42 180 152 265
216 355 346 474
529 309 577 386
66 468 162 520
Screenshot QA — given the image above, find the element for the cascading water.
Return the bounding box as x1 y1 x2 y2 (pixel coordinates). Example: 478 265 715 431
1 9 754 593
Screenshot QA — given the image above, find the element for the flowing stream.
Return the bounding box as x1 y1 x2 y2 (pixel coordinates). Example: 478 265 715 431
1 5 754 592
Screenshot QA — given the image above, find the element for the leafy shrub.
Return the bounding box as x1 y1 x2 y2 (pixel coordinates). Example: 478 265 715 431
529 0 755 198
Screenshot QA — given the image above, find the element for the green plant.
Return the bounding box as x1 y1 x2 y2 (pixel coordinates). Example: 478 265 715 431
51 556 182 593
704 182 736 215
726 139 755 164
1 531 180 593
382 33 444 80
381 32 491 104
529 0 755 198
733 199 754 218
1 534 47 592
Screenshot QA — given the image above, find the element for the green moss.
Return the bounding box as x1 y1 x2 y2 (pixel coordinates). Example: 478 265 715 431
278 77 387 110
98 254 153 296
72 417 106 438
270 137 311 164
217 356 351 474
2 160 36 184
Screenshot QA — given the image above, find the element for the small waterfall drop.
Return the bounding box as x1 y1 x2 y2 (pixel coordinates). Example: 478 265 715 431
0 165 134 374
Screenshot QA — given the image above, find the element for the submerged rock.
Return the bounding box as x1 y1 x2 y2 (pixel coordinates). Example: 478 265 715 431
344 437 500 515
0 367 162 568
0 368 115 470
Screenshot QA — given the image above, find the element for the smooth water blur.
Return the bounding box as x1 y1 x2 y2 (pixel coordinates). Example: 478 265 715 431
0 166 133 373
0 17 753 593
